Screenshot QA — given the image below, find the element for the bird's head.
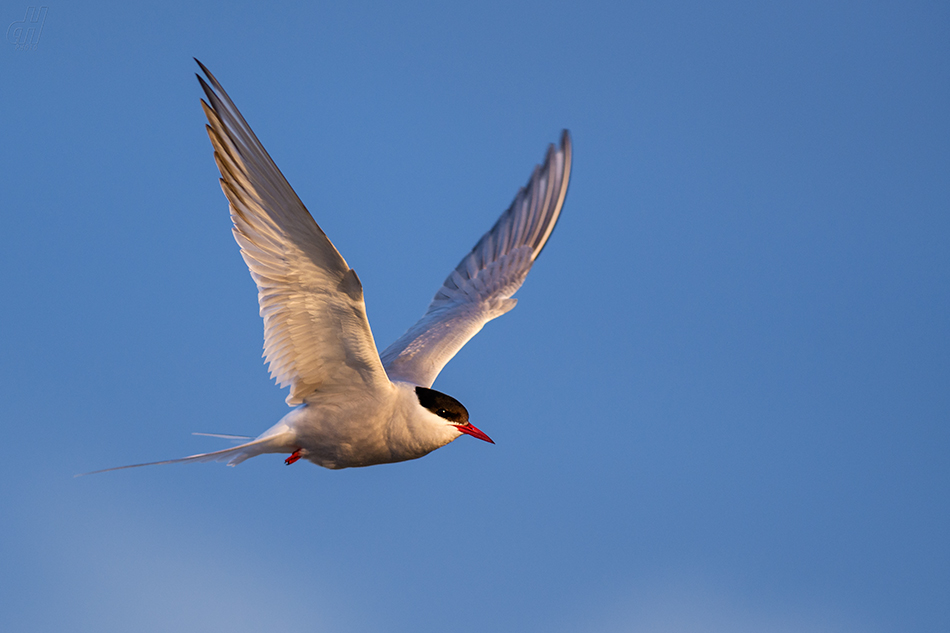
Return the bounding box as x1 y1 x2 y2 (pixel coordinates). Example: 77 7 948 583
414 386 494 444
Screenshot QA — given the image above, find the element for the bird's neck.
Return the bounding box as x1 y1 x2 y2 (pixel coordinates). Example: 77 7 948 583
388 382 459 459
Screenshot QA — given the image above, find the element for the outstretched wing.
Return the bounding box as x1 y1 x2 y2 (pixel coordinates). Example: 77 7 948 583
196 60 390 404
380 131 572 387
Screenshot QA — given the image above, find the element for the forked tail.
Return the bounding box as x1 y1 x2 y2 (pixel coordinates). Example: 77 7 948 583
75 433 292 477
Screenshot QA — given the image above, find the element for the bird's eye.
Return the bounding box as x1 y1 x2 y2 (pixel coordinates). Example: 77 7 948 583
437 409 448 416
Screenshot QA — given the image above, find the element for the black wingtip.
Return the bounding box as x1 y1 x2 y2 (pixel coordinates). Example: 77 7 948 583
560 129 572 151
194 58 221 94
196 74 216 105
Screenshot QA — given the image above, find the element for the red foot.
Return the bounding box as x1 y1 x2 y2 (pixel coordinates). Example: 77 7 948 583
285 449 302 465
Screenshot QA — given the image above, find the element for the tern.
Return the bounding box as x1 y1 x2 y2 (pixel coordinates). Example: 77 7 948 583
82 60 571 475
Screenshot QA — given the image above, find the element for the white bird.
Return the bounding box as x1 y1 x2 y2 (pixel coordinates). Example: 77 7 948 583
82 60 571 474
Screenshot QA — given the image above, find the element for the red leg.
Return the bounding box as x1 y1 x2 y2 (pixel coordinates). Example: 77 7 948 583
285 449 302 465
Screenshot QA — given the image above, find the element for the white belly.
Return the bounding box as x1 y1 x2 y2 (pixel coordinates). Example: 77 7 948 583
256 381 459 469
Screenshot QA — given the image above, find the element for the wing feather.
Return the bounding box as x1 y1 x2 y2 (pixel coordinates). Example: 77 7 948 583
380 131 572 387
195 60 389 404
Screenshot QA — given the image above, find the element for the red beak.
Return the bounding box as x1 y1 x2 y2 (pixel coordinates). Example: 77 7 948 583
456 422 494 444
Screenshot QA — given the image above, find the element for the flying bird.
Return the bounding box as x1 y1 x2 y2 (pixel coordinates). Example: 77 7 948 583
82 60 571 474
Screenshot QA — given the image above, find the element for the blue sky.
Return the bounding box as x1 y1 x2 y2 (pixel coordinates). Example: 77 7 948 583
2 1 948 631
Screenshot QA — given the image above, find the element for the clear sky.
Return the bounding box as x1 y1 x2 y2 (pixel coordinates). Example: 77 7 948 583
2 2 948 632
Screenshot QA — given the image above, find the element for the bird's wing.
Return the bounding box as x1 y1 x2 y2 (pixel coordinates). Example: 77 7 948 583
196 60 390 405
380 131 572 387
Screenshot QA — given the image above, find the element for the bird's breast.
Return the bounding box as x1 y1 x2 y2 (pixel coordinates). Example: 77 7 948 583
279 386 456 469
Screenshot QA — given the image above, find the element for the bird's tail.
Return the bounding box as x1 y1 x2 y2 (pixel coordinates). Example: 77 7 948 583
191 432 253 441
75 431 293 477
